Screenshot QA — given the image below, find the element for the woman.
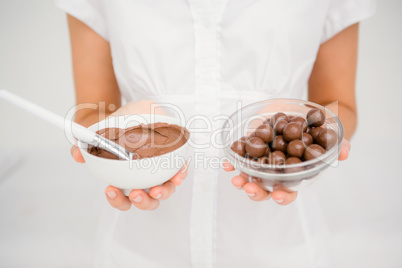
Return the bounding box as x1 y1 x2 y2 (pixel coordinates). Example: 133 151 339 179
58 0 375 267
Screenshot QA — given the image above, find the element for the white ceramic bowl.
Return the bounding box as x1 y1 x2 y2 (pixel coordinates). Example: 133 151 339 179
78 114 190 195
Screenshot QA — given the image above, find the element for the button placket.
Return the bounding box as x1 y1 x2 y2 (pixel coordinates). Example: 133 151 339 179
188 1 228 267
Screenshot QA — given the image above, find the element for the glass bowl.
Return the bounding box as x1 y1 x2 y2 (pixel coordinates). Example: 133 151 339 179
221 99 344 191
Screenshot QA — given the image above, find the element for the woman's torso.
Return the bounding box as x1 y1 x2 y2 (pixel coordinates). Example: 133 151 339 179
53 0 378 266
92 1 333 267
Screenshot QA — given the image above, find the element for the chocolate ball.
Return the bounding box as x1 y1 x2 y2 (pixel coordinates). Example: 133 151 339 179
284 157 304 173
254 124 275 143
310 126 324 141
285 157 302 165
269 151 286 166
306 108 325 127
245 137 266 158
271 135 287 153
290 117 308 132
316 128 337 149
287 139 305 158
283 122 302 142
258 156 270 164
231 140 246 157
264 146 271 156
240 136 249 141
304 144 326 161
269 112 289 126
302 133 313 146
305 126 312 133
273 119 287 135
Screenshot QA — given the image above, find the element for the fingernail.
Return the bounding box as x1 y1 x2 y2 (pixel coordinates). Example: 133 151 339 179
236 185 243 189
167 181 176 193
274 198 284 204
106 191 116 199
265 193 272 201
181 164 187 174
154 193 162 199
247 192 256 197
132 195 143 203
346 146 350 153
71 147 77 157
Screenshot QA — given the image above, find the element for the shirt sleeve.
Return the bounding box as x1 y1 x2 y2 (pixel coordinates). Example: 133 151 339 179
321 0 376 43
55 0 108 41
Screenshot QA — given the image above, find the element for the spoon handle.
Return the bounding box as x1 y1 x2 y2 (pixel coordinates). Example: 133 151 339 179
0 89 95 144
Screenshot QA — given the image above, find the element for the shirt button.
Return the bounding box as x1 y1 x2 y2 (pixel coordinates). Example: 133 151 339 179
202 237 210 246
202 183 212 192
201 18 214 29
200 74 215 84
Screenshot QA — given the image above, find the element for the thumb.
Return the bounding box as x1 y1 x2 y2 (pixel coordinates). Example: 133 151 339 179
70 144 85 163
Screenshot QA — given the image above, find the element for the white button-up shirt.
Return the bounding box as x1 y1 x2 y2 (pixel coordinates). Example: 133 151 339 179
56 0 375 267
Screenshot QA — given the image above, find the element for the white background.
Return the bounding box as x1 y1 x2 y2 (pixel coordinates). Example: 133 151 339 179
0 0 401 267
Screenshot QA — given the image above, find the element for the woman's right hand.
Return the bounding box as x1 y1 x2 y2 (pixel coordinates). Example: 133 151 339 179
70 145 188 211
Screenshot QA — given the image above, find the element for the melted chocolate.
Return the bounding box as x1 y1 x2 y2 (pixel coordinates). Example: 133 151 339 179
88 123 189 160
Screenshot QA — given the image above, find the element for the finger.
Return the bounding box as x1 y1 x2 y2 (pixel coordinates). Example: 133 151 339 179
111 100 165 116
105 186 132 211
231 172 249 189
149 181 176 200
70 145 85 163
271 189 298 205
338 139 351 161
223 161 235 172
170 162 188 186
129 190 160 210
243 182 271 201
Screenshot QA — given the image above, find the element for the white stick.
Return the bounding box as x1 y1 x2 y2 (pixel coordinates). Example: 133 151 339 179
0 89 95 144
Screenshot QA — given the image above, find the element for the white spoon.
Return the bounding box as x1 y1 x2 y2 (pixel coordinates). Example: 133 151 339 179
0 89 133 160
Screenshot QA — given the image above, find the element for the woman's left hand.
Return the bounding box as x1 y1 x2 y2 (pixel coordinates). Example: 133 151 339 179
223 139 351 205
